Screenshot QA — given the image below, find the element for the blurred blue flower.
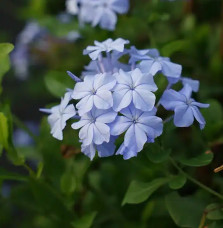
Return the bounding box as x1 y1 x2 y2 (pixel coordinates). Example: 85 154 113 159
110 104 163 159
113 68 157 112
72 108 117 146
40 91 76 140
72 73 116 115
83 38 129 60
160 84 209 129
66 0 129 30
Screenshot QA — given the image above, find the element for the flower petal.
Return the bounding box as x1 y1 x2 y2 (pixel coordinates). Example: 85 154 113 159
174 105 194 127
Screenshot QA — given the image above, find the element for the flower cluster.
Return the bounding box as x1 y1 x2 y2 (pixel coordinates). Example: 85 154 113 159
40 38 209 160
66 0 129 30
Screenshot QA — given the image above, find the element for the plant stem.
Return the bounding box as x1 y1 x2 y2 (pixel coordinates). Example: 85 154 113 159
169 157 223 200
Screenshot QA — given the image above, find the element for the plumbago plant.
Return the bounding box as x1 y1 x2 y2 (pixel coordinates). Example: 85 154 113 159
40 38 209 160
2 1 223 228
39 38 223 227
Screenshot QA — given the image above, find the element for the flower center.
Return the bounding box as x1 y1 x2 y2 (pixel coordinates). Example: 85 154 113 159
91 89 97 95
186 99 193 106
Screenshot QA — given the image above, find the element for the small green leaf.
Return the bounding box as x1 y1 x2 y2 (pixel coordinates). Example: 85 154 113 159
44 71 73 98
206 203 223 220
0 43 14 94
169 173 187 190
0 112 9 149
60 171 76 195
146 143 171 163
179 152 213 167
165 192 205 228
161 40 189 57
72 212 97 228
122 178 169 206
0 43 14 58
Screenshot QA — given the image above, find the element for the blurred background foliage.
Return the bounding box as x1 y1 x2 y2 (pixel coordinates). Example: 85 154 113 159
0 0 223 227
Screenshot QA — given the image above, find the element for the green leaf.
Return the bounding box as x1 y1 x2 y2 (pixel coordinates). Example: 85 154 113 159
206 203 223 220
72 212 97 228
146 143 171 163
0 43 14 94
0 112 8 150
161 40 189 57
122 178 169 206
179 152 213 167
165 192 205 228
0 43 14 58
169 173 187 190
60 171 76 195
44 71 74 98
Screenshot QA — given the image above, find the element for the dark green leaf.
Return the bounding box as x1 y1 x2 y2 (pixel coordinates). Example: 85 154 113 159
206 203 223 220
72 212 97 228
165 192 205 228
122 178 169 205
169 173 187 190
146 143 171 163
179 152 213 167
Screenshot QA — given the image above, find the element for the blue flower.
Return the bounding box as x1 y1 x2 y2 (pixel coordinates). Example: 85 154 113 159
138 49 182 83
72 108 117 146
113 68 157 112
90 0 129 30
83 38 129 60
67 0 129 30
40 91 76 140
72 73 116 115
110 104 163 159
160 84 209 129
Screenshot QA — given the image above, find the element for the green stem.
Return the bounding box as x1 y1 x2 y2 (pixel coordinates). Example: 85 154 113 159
23 163 36 178
169 157 223 200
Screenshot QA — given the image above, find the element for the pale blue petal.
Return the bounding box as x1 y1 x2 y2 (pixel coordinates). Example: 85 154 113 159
179 84 192 100
174 105 194 127
110 116 132 135
94 90 113 109
191 102 210 108
113 89 132 111
160 59 182 78
81 143 96 161
95 109 117 123
110 0 129 14
181 77 200 92
133 90 156 111
160 89 186 110
191 106 206 129
97 136 116 157
93 122 110 145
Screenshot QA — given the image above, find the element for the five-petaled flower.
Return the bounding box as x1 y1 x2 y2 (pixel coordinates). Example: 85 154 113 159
83 38 129 60
72 108 117 146
113 68 157 112
160 84 209 129
110 104 163 159
72 73 116 115
40 91 76 140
